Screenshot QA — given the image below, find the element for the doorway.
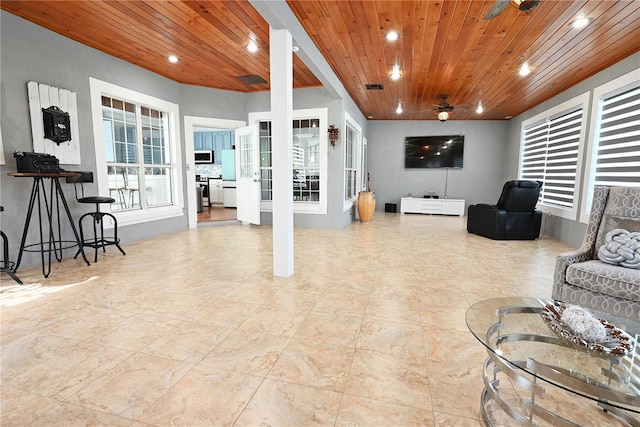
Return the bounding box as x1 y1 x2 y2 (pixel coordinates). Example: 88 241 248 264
194 126 236 224
184 117 246 228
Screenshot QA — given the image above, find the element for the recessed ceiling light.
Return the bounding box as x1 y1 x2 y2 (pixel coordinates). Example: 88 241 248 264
519 62 531 77
246 41 258 53
570 17 592 29
390 64 401 80
386 31 399 41
476 102 484 114
396 103 403 114
167 55 179 63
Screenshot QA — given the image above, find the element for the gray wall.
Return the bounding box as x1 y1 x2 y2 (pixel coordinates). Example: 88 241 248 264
3 8 637 270
180 84 248 119
0 11 367 269
367 120 508 212
1 11 186 268
505 51 640 247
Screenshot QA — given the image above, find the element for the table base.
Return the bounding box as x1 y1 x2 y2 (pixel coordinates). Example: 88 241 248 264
480 353 639 426
14 174 90 277
479 304 639 426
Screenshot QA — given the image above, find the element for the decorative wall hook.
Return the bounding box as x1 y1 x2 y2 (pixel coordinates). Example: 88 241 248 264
328 124 339 148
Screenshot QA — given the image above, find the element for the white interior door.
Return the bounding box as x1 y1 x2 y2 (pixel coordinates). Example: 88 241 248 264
235 124 260 225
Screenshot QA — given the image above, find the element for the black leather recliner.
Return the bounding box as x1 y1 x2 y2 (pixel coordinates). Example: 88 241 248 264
466 180 543 240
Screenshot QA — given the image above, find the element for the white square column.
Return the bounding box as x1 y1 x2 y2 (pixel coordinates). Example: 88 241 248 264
270 27 294 277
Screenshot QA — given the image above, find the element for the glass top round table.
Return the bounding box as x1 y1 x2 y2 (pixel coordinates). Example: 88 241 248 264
465 297 640 426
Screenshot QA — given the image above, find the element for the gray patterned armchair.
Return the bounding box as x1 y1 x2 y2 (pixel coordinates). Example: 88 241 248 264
552 186 640 322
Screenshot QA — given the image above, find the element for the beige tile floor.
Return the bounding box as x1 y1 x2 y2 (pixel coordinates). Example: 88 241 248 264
0 212 600 426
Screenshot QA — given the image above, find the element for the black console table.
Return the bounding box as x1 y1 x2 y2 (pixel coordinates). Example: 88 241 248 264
9 172 90 278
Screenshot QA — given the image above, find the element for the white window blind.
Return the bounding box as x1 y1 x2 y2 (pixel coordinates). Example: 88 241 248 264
521 108 584 209
593 85 640 187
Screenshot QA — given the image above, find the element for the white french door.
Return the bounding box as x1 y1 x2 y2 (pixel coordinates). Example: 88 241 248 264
235 124 260 225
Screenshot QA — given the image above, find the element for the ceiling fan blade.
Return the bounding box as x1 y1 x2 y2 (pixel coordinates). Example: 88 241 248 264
411 108 438 114
455 103 475 111
484 0 510 19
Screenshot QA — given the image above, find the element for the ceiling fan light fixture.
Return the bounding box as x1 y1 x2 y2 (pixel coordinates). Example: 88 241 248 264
438 111 449 122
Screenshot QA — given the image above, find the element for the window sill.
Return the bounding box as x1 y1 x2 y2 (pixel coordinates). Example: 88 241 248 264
103 205 184 228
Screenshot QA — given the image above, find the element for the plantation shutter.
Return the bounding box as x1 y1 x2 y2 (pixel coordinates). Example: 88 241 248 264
593 85 640 187
521 108 583 209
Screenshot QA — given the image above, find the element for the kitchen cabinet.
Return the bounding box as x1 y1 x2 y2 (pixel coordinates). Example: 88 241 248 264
208 179 223 204
194 131 233 164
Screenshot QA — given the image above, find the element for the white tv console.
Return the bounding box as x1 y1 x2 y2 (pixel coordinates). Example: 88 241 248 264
400 197 465 216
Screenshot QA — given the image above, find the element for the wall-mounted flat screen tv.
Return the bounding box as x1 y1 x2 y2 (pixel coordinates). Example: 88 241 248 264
405 135 464 168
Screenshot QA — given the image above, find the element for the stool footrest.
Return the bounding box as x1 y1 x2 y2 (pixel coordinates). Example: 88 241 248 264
77 207 126 262
81 238 121 248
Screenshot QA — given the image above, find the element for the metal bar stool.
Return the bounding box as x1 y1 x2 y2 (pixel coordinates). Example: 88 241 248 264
1 206 23 284
66 172 126 262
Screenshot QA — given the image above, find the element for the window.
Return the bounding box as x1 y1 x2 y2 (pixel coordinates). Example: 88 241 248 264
345 125 357 200
258 119 320 203
519 93 589 220
293 119 320 202
344 111 364 209
249 108 327 214
581 69 640 221
361 137 368 191
102 97 172 211
590 85 640 187
89 78 183 226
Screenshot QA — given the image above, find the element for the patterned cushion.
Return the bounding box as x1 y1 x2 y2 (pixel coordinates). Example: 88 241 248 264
566 260 640 301
594 187 640 258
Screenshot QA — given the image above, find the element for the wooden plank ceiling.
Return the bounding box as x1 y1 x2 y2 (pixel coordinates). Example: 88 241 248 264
2 0 640 121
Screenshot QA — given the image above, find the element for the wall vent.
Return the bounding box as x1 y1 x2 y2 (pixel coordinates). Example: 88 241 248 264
365 83 384 90
237 75 268 85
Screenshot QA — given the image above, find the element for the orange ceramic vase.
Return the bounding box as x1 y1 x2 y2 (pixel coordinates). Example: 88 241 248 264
357 191 376 223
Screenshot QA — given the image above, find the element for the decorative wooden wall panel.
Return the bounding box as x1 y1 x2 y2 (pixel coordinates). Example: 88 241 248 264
27 82 81 165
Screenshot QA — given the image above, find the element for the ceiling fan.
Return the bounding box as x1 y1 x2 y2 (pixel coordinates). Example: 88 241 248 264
435 95 455 122
411 95 471 121
484 0 541 20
